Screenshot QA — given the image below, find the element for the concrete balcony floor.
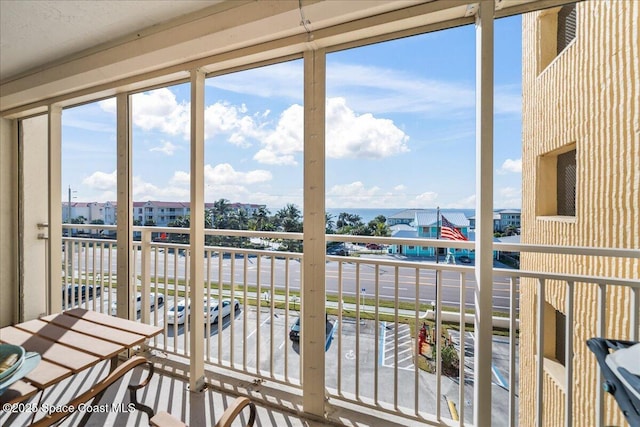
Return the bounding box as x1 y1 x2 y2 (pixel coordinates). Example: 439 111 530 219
1 353 320 427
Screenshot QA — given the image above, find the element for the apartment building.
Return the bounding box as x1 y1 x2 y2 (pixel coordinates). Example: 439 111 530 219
61 200 265 226
520 1 639 425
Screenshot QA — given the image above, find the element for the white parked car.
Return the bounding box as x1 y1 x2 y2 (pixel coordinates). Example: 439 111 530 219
166 299 190 325
110 293 164 316
204 298 240 324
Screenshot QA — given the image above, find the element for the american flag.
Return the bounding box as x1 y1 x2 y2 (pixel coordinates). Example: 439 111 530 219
440 215 468 241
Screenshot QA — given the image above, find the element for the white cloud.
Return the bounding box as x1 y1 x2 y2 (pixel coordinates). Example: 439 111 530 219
326 181 384 208
207 62 303 101
256 104 304 165
132 177 189 201
448 194 477 209
496 186 522 208
132 89 190 136
82 170 116 191
204 102 262 146
150 140 179 156
497 158 522 174
254 98 409 165
205 163 272 185
409 191 439 207
326 98 409 159
208 61 520 118
99 89 190 137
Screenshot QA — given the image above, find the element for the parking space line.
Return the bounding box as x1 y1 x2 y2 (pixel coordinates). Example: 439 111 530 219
246 314 271 340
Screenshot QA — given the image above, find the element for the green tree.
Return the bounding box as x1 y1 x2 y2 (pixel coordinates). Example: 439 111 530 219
71 216 87 224
368 215 390 237
275 204 303 252
336 212 364 234
325 212 335 234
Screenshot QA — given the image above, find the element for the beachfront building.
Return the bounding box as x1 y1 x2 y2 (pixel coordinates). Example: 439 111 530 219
519 2 639 426
62 200 266 227
467 209 521 232
388 211 471 259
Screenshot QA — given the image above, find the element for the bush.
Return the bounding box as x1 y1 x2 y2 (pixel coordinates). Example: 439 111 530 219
425 342 459 377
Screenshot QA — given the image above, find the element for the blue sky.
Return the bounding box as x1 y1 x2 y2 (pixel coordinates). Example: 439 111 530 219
62 15 523 211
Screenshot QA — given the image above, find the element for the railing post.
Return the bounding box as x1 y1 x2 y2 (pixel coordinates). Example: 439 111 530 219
474 2 494 426
140 229 151 324
302 47 327 417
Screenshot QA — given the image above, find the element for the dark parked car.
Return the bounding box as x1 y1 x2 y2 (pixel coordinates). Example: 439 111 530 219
63 284 101 305
289 316 336 351
326 246 348 256
365 243 383 250
289 317 300 341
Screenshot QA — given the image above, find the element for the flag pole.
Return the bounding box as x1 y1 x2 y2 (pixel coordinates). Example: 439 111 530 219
435 206 440 326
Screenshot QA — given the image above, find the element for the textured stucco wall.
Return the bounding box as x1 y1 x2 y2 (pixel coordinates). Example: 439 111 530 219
520 1 639 426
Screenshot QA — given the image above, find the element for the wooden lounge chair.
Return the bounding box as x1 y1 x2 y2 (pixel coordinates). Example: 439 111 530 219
150 396 256 427
30 356 256 427
30 356 153 427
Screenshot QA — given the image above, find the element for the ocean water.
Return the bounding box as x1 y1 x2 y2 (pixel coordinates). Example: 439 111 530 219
325 208 476 224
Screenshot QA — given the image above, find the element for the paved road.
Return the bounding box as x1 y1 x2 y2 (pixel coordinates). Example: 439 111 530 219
65 246 519 313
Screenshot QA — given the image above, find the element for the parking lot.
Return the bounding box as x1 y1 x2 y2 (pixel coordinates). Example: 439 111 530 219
82 291 515 425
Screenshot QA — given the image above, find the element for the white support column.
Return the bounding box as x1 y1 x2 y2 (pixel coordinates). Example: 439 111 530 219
189 69 205 392
48 105 63 314
302 48 326 417
116 93 134 320
474 2 494 426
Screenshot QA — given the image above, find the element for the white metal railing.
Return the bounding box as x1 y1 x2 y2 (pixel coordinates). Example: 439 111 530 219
59 224 640 426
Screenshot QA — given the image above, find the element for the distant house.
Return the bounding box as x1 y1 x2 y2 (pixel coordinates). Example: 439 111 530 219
388 211 471 259
468 209 521 232
496 209 521 231
386 209 425 226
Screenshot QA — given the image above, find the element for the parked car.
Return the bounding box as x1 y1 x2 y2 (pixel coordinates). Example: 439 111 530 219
63 284 101 305
365 243 383 250
110 293 164 316
204 298 240 324
289 317 301 341
166 299 190 325
326 245 348 256
289 315 336 351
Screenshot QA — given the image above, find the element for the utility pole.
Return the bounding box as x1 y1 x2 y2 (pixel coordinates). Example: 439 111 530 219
67 185 72 223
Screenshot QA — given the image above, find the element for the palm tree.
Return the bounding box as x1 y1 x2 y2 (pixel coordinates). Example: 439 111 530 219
275 204 303 252
212 198 231 229
325 212 335 234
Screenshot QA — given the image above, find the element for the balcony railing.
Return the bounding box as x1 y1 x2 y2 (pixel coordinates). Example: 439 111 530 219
59 224 639 426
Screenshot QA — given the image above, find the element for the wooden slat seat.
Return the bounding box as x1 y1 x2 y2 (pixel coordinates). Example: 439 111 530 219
0 327 98 373
65 308 162 337
41 314 146 347
22 359 72 389
14 319 122 359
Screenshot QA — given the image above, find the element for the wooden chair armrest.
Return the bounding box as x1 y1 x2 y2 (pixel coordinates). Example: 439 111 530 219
215 396 256 427
150 396 256 427
31 356 150 427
